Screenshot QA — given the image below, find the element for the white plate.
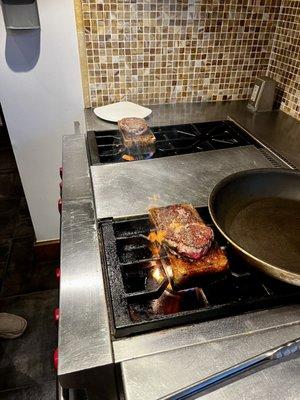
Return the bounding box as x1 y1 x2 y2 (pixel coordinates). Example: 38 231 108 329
93 101 152 123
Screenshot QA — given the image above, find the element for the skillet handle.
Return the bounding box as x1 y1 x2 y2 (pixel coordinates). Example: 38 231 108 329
159 338 300 400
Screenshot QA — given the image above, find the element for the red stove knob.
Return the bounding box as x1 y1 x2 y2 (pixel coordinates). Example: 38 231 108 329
59 166 63 179
53 348 58 370
54 308 60 323
55 267 60 281
58 198 62 214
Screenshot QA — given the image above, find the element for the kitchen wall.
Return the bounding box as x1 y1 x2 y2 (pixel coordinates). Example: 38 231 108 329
78 0 280 106
267 0 300 120
78 0 300 120
0 1 85 241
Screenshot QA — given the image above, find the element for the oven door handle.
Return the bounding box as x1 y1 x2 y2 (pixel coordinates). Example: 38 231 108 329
159 337 300 400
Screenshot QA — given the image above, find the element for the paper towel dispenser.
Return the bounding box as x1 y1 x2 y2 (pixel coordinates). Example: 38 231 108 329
1 0 40 30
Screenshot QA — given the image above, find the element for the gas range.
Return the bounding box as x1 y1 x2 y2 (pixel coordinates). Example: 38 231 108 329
59 109 300 400
100 207 300 338
88 119 299 338
87 120 256 165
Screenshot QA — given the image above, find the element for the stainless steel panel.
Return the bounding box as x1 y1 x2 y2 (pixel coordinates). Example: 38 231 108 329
91 145 274 220
196 356 300 400
85 101 247 132
121 323 300 400
159 337 300 400
229 109 300 169
62 135 92 201
59 199 112 376
113 305 300 362
59 135 114 392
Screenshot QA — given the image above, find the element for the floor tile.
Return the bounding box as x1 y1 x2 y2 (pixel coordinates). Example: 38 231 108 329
0 380 57 400
14 198 34 239
0 172 23 199
1 238 58 297
0 263 6 286
0 147 17 172
0 290 58 390
0 240 12 265
0 126 11 147
0 240 12 287
0 134 11 149
0 199 19 240
0 131 58 397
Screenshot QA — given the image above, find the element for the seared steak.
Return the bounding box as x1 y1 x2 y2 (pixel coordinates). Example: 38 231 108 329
164 245 229 289
149 204 214 260
118 117 156 148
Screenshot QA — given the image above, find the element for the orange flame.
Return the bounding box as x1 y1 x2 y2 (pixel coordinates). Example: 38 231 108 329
148 230 166 244
122 154 135 161
151 263 173 290
151 244 161 256
148 231 174 290
152 266 164 283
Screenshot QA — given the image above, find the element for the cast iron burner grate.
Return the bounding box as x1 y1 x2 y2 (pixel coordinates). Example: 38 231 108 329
99 208 300 338
88 120 255 165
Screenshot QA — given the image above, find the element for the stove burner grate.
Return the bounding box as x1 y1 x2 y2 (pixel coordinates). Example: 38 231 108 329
88 121 255 164
99 208 300 338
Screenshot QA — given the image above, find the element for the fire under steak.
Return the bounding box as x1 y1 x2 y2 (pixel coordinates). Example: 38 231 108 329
118 117 156 148
149 204 214 260
164 246 229 290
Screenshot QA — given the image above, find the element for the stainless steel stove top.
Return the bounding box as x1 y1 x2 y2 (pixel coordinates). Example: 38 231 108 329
91 145 280 220
59 103 300 400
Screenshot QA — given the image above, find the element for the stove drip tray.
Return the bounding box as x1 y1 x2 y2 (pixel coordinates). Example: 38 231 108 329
99 208 300 338
88 120 255 165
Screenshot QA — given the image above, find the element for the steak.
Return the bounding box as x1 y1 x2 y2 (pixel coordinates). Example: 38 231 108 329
118 117 156 148
164 245 229 290
149 204 214 260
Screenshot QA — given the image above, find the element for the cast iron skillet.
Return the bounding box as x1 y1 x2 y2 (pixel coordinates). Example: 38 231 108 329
208 168 300 286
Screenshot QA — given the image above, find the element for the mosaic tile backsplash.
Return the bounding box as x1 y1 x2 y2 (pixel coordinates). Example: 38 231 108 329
267 0 300 120
79 0 299 120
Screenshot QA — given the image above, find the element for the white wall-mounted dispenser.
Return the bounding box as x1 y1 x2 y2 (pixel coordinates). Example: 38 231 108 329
1 0 40 30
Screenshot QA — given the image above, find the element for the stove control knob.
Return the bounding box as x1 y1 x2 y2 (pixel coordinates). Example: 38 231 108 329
53 348 58 370
54 308 60 323
55 267 60 281
58 198 62 214
59 166 63 179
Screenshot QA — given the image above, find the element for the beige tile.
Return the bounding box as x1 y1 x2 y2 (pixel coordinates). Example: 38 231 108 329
75 0 299 120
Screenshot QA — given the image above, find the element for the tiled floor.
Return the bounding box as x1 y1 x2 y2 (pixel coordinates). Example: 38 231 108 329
0 124 58 399
0 381 57 400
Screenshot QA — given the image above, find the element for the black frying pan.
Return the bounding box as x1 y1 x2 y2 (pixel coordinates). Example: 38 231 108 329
208 168 300 286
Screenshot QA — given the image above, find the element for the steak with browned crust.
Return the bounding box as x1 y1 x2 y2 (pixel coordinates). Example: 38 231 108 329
118 117 156 148
149 204 214 260
165 245 229 289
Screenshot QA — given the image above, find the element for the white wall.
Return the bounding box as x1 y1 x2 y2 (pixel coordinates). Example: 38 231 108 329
0 0 85 241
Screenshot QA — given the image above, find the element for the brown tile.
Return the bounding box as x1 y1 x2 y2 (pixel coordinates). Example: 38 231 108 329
77 0 299 120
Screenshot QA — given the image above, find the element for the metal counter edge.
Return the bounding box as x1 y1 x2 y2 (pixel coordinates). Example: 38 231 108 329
58 133 116 398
